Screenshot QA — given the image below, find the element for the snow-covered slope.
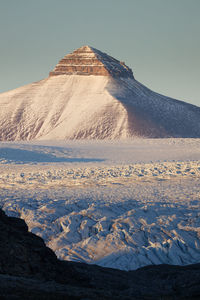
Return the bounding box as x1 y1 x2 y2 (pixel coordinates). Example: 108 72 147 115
0 46 200 140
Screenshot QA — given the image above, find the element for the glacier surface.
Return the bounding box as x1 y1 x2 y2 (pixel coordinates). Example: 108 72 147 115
0 139 200 270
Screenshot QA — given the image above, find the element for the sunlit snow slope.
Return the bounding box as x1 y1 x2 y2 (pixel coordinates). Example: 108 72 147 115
0 46 200 140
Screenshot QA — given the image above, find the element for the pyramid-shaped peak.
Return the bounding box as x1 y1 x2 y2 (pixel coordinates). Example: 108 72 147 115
75 45 94 52
70 45 99 58
49 46 134 78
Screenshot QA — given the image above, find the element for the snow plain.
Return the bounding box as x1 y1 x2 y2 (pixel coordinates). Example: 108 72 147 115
0 139 200 270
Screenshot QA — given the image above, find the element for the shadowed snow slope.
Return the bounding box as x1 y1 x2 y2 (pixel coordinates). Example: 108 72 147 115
0 46 200 140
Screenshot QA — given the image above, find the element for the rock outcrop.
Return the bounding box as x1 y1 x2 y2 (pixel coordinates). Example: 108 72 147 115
0 208 59 280
49 45 134 78
0 208 200 299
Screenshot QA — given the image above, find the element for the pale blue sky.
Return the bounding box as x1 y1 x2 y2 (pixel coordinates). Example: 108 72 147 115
0 0 199 106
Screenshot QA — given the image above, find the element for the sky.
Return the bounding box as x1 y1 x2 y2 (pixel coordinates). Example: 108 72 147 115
0 0 199 106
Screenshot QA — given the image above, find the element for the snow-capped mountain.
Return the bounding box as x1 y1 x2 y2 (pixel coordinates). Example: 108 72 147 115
0 45 199 140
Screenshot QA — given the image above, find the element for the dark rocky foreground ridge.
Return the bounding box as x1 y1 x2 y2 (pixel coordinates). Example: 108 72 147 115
0 208 200 299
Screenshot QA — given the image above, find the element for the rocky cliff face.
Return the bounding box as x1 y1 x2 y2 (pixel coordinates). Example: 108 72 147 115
49 45 134 78
0 208 200 299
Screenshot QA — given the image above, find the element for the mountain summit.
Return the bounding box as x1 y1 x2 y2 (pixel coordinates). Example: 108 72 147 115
0 46 200 140
49 45 134 78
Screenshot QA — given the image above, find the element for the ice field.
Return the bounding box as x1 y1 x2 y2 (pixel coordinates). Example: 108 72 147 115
0 139 200 270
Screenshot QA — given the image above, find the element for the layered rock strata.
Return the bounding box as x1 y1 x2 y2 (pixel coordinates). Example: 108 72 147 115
49 45 134 78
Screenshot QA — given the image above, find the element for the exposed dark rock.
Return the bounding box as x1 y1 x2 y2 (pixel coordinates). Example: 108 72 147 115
0 208 200 299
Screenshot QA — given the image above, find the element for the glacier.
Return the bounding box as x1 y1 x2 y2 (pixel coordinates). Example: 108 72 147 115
0 139 200 270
